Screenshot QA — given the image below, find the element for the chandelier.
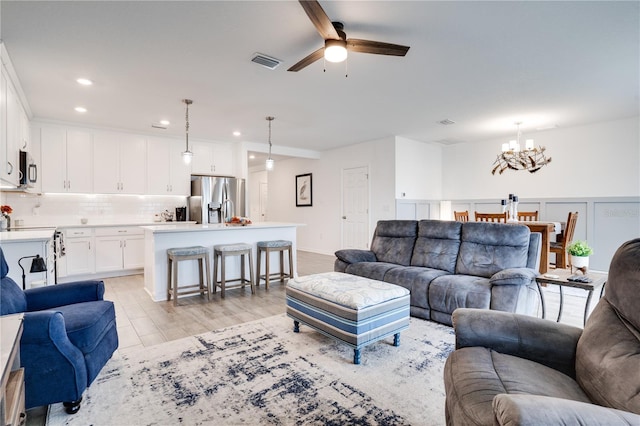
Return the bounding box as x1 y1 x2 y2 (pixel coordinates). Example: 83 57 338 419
491 122 551 174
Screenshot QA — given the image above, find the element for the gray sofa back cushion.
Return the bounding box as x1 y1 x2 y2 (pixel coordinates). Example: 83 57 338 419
456 222 530 278
411 220 462 273
370 220 418 266
576 238 640 414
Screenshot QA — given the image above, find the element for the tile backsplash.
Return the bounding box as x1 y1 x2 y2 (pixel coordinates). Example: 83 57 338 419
2 192 188 226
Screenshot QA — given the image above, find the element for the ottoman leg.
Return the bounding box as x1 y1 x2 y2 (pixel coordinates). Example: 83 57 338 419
394 333 401 347
293 320 300 333
353 349 361 365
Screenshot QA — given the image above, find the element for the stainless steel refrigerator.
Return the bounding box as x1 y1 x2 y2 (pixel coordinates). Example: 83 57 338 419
189 175 246 224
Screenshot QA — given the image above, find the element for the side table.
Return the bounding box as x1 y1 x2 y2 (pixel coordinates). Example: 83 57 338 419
1 313 26 426
535 270 607 326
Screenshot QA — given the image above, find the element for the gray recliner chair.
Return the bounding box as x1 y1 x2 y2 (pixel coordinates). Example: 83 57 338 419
443 238 640 425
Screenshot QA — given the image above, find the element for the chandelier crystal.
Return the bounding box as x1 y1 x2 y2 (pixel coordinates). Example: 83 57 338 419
492 122 551 174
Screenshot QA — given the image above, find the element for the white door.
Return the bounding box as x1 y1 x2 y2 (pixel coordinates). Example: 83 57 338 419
342 166 370 249
119 135 146 194
66 130 93 193
259 182 268 222
146 137 171 194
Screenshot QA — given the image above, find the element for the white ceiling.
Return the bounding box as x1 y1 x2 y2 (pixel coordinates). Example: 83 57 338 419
1 1 638 153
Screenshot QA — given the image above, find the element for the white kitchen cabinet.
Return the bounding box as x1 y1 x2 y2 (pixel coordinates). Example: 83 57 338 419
191 141 234 176
94 227 144 272
1 70 20 187
93 132 146 194
40 127 93 193
60 228 95 277
146 137 191 195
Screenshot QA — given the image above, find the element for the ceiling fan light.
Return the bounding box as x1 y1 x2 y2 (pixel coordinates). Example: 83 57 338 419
325 39 348 63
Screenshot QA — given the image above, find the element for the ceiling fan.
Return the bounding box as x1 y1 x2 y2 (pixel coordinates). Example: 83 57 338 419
287 0 410 72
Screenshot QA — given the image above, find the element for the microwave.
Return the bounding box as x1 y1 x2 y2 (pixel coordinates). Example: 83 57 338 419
19 150 37 188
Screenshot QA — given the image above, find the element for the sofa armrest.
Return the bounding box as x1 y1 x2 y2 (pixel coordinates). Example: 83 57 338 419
489 267 538 286
334 249 377 265
493 394 640 426
21 311 88 402
452 308 582 378
25 280 105 311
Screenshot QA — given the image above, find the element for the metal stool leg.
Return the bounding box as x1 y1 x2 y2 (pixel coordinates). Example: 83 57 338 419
265 248 271 290
287 246 293 281
248 250 256 294
205 254 211 301
256 247 263 286
167 256 173 302
220 252 226 298
172 257 179 307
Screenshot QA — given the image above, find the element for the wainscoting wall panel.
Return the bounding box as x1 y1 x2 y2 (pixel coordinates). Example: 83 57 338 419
396 196 639 272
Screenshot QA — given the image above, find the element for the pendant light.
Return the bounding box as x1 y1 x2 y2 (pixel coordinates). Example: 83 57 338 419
182 99 193 164
265 116 275 171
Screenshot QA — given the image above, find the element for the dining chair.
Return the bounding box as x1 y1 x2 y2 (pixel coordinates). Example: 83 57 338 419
474 211 508 223
550 211 579 269
454 210 470 222
517 211 539 221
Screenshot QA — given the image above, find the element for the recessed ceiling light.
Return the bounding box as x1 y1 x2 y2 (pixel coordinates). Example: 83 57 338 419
160 120 170 126
74 106 87 113
233 131 241 137
76 78 93 86
249 154 256 159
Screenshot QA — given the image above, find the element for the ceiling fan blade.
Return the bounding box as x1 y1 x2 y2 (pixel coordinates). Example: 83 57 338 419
347 39 410 56
299 0 340 40
287 47 325 72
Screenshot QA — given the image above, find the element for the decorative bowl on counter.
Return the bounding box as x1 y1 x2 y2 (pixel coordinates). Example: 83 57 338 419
225 216 252 226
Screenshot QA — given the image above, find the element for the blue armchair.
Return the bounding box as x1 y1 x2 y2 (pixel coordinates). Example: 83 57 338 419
0 247 118 414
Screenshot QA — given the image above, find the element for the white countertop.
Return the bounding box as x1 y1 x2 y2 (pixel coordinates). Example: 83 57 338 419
0 229 55 242
142 222 303 233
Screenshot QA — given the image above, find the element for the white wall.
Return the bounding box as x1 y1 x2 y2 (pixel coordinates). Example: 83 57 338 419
442 116 640 199
395 137 443 200
266 137 396 255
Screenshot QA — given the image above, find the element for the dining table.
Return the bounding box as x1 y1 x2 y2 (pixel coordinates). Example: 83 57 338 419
518 221 561 274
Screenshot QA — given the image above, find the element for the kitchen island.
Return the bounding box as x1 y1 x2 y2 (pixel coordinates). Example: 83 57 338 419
142 222 302 301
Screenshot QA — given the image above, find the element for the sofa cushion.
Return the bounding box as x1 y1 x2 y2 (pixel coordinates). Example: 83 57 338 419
444 347 591 426
429 274 492 318
370 220 417 266
345 262 399 282
411 220 462 273
576 299 640 414
56 300 117 354
383 266 449 311
456 222 530 278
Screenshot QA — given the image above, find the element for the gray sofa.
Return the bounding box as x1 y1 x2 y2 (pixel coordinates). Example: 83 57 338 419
334 219 541 325
444 238 640 425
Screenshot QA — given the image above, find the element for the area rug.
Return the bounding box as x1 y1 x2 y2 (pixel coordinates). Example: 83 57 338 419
46 313 455 426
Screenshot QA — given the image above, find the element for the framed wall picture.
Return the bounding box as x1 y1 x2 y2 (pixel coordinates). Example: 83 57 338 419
295 173 313 207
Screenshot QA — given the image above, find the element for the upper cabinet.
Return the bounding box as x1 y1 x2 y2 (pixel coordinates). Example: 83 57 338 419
1 69 24 187
93 132 146 194
41 127 93 193
146 137 191 195
191 141 234 176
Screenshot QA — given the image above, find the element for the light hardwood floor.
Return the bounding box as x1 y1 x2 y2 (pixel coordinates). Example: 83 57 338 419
27 251 597 424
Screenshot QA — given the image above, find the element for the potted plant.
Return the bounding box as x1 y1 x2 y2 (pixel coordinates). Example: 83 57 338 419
567 240 593 273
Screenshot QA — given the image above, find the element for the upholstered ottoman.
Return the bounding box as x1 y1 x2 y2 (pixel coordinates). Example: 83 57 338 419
286 271 410 364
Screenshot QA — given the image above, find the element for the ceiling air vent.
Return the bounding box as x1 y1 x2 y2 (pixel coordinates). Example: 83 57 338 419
151 124 167 130
251 53 282 70
438 119 456 125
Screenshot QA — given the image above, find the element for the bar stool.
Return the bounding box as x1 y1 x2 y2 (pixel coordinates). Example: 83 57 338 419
256 240 293 289
213 243 255 298
167 246 211 306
